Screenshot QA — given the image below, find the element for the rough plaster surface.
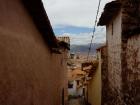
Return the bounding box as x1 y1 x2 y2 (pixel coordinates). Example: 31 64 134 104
101 1 140 105
122 35 140 105
0 0 68 105
104 9 140 105
106 10 123 105
87 52 101 105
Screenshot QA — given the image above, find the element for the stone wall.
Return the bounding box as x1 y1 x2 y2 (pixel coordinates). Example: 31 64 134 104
121 34 140 105
121 33 140 105
0 0 68 105
101 1 140 105
121 1 140 104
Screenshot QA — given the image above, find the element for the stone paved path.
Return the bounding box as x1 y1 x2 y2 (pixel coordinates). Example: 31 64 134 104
68 98 81 105
68 98 86 105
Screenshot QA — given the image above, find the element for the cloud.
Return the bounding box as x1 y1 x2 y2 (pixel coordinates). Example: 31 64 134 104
42 0 110 28
54 25 93 34
42 0 113 44
57 27 106 45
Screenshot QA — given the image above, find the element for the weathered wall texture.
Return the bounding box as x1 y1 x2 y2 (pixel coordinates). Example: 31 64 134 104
125 35 140 104
121 1 140 104
122 34 140 105
101 1 140 105
99 46 110 105
106 10 123 105
0 0 68 105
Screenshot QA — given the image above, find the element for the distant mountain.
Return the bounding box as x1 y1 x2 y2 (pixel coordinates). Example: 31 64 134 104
70 43 104 54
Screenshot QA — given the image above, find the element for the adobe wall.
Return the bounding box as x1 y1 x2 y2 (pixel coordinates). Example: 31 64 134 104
60 50 69 105
121 34 140 105
121 1 140 104
106 10 123 105
0 0 68 105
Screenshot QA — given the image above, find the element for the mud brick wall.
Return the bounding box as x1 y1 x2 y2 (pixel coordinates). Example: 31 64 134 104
125 35 140 105
121 35 140 105
121 1 140 105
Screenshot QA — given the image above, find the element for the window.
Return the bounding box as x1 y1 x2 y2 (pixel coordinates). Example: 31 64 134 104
112 22 113 35
68 81 73 88
77 80 79 85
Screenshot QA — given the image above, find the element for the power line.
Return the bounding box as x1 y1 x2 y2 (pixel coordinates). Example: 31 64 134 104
87 0 102 61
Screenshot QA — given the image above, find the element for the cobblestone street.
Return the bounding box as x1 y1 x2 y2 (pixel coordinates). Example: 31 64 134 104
68 98 86 105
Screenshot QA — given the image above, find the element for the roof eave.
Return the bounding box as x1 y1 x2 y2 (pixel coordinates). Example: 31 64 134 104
98 1 122 26
22 0 58 49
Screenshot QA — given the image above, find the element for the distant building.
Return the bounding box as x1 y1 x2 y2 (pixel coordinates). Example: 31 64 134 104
98 0 140 105
68 68 86 96
0 0 69 105
79 45 107 105
57 36 70 44
69 53 75 59
68 80 78 96
82 60 101 105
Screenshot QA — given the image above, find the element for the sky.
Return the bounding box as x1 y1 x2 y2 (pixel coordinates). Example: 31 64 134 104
42 0 112 45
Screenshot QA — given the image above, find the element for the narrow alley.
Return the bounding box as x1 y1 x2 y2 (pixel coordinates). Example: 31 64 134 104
0 0 139 105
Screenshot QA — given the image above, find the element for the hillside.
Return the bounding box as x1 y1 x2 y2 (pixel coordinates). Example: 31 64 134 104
70 43 104 54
